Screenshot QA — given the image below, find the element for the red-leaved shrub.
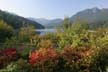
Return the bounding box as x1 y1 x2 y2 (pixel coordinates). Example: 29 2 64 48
61 47 93 72
29 48 59 72
0 48 16 56
0 48 17 68
29 47 93 72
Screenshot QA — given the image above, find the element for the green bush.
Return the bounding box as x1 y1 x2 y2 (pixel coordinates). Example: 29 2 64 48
0 59 31 72
0 20 13 43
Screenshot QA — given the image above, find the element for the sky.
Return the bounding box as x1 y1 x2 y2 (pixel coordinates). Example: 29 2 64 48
0 0 108 19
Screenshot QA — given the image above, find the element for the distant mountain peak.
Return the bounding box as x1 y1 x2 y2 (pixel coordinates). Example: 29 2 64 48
70 7 108 22
91 7 99 10
91 7 100 13
28 18 63 28
81 7 100 14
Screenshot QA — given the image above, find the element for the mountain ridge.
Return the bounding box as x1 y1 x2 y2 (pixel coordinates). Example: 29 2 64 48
29 8 108 28
28 18 63 28
0 9 44 29
70 8 108 22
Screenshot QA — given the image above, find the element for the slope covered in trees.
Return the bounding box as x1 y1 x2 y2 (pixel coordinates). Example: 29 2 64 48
70 8 108 23
70 8 108 29
0 10 44 29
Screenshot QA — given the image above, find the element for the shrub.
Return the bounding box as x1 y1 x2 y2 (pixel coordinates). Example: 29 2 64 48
90 47 108 72
0 20 13 43
0 48 17 68
61 46 93 72
3 37 19 48
28 46 94 72
0 48 17 58
0 59 31 72
17 46 31 59
29 48 59 72
37 39 53 48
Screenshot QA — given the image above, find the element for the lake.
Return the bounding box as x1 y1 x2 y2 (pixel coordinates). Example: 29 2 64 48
36 29 56 35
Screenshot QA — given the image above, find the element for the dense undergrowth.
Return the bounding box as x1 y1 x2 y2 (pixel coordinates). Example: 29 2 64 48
0 19 108 72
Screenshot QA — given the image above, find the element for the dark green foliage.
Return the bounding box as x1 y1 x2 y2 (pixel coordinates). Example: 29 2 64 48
62 17 71 29
0 10 44 29
0 20 13 43
18 26 36 43
0 59 32 72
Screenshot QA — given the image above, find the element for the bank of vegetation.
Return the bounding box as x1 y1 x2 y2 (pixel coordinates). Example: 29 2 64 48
0 17 108 72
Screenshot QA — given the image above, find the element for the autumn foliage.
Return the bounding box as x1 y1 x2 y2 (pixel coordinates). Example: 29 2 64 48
0 48 17 68
29 47 94 72
29 48 59 72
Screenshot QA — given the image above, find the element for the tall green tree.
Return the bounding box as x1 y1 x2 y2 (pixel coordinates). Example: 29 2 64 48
0 20 13 43
71 20 89 33
18 25 35 43
62 17 71 30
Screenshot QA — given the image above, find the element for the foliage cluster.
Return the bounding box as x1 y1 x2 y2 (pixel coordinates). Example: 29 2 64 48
0 18 108 72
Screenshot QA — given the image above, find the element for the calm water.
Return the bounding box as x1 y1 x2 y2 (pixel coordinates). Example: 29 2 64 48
36 29 56 35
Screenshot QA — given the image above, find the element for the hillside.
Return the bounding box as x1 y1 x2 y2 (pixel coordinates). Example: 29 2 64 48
70 8 108 22
70 8 108 29
0 10 44 29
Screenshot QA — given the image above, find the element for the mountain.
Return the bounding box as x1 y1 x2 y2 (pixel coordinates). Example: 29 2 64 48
29 18 51 25
29 18 63 28
45 19 63 28
29 8 108 29
70 8 108 23
70 8 108 29
0 10 44 29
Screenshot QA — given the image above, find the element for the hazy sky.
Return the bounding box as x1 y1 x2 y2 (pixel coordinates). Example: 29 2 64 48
0 0 108 19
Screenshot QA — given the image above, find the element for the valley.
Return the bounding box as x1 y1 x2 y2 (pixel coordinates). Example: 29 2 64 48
0 0 108 71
